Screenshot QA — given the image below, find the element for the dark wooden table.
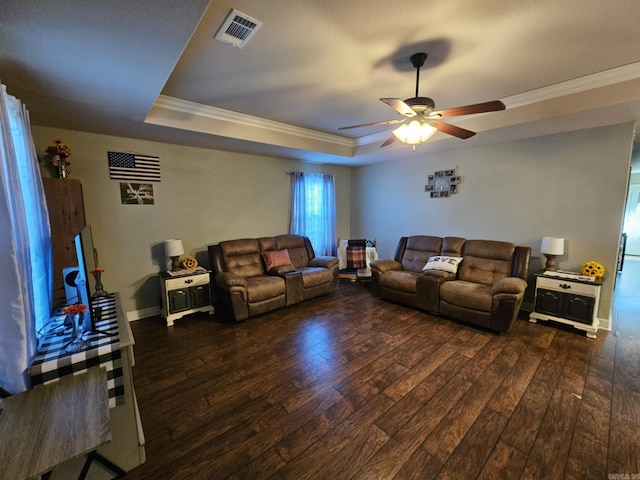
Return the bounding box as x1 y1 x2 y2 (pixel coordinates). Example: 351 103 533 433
0 367 110 480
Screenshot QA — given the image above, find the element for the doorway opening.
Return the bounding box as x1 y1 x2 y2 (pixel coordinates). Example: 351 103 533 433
614 134 640 335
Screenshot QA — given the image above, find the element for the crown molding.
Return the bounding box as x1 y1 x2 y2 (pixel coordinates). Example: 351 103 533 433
153 95 353 147
502 61 640 108
151 63 640 152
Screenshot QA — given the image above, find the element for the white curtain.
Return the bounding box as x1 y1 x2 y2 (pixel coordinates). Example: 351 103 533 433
0 83 53 394
289 172 337 256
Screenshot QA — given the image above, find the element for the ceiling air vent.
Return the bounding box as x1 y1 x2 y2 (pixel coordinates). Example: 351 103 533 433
214 9 263 48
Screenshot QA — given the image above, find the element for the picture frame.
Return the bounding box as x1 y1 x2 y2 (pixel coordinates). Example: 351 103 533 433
425 168 461 198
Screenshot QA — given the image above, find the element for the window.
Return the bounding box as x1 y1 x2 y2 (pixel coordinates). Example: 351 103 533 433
289 172 337 256
0 84 53 393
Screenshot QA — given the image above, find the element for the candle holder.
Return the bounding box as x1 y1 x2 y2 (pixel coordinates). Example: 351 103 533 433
91 268 108 298
62 305 90 353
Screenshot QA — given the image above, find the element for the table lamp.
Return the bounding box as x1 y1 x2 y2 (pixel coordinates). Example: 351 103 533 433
165 239 184 272
540 237 564 272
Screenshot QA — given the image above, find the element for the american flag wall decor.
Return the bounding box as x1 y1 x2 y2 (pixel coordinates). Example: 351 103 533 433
107 152 161 182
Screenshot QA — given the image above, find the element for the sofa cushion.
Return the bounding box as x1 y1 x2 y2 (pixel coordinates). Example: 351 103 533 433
379 270 421 293
457 240 516 286
422 256 463 273
262 249 294 271
440 280 493 311
298 266 334 288
219 239 265 278
442 237 466 256
245 276 286 303
401 236 443 273
274 234 312 269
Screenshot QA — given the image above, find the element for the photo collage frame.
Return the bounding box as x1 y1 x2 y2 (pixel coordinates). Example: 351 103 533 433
425 168 461 198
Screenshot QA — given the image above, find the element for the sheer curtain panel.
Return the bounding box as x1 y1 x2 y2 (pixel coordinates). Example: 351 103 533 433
0 83 53 394
289 172 337 256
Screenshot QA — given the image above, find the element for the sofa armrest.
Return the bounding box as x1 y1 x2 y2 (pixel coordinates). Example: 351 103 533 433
490 277 528 332
267 265 296 275
309 256 339 269
370 258 402 275
416 270 456 313
215 272 247 290
491 277 527 296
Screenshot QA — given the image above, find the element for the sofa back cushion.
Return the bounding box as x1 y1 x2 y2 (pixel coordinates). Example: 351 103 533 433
458 240 516 286
400 236 443 273
442 237 466 257
219 238 265 278
273 234 313 269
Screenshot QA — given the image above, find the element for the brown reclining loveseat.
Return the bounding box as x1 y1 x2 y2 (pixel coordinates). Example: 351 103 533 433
208 234 339 322
371 236 531 332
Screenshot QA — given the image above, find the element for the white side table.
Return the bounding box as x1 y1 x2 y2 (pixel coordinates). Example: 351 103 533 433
529 272 602 338
160 270 214 327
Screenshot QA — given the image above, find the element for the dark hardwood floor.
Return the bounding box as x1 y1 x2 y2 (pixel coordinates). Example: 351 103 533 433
124 270 640 479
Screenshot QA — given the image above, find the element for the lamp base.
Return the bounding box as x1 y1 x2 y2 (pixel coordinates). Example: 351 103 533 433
171 256 181 271
544 254 558 272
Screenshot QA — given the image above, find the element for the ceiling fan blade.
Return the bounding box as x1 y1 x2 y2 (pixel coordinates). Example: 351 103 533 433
431 120 476 139
338 118 405 130
380 98 417 117
380 135 397 147
432 100 505 118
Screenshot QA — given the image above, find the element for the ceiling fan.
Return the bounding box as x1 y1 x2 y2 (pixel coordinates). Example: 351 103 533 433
339 52 506 149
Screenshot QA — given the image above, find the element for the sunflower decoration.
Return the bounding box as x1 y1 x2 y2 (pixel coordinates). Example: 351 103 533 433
581 261 605 279
182 255 198 270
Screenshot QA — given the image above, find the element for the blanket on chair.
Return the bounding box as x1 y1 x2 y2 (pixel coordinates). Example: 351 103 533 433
346 245 366 269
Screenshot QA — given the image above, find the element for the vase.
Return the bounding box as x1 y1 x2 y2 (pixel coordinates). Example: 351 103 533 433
92 271 108 298
54 155 70 178
65 313 89 353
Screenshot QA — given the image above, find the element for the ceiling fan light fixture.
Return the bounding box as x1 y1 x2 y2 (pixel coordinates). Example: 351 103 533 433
393 120 437 146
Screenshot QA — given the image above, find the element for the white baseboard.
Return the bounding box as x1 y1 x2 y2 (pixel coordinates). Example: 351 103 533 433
126 305 161 322
598 316 612 332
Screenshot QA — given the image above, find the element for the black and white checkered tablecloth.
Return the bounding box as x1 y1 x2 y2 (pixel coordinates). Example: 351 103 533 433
29 295 125 408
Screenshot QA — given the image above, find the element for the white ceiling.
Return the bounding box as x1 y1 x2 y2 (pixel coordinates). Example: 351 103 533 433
2 0 640 168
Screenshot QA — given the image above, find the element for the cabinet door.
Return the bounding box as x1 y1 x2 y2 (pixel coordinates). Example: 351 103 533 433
190 284 211 308
536 289 563 317
564 294 595 324
168 289 190 313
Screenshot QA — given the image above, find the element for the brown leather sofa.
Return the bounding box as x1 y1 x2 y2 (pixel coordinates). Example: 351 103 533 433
371 236 531 332
208 234 339 322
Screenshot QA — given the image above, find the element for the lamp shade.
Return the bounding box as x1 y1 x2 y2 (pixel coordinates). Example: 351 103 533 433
540 237 564 255
164 239 184 257
393 120 437 145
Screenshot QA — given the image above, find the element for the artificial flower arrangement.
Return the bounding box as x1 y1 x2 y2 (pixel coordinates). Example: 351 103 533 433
62 304 88 316
45 139 72 157
581 261 605 279
44 139 72 177
90 267 105 275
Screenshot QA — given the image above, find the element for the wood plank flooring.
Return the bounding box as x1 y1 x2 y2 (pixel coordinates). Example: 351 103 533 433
124 276 640 479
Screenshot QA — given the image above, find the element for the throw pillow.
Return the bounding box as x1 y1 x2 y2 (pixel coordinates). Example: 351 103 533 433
422 256 463 273
262 249 294 271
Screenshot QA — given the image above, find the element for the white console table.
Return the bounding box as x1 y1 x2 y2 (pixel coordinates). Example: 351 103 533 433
28 293 146 476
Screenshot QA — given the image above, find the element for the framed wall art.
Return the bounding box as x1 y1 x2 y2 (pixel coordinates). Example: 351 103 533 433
425 168 461 198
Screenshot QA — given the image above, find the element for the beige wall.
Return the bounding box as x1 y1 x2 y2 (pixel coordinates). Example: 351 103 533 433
33 123 634 328
350 123 635 327
33 126 351 317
